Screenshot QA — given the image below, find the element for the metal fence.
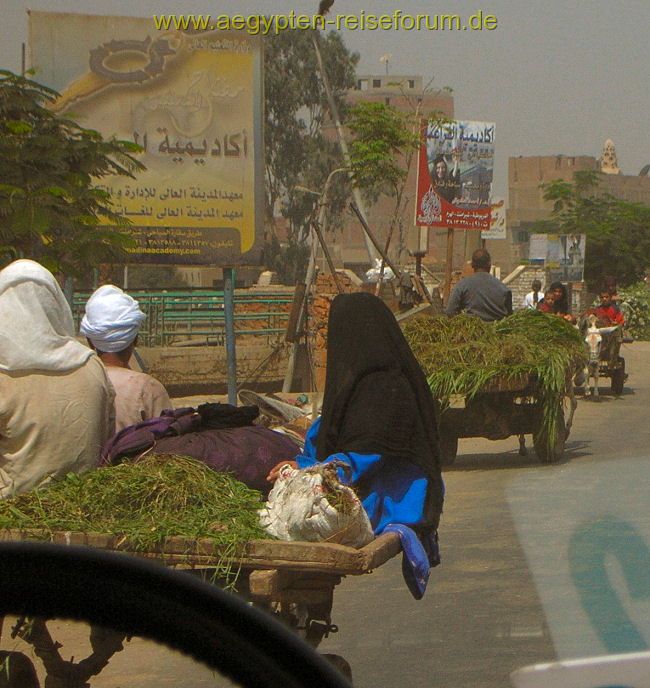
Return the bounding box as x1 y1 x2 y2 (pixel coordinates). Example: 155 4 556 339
72 289 294 347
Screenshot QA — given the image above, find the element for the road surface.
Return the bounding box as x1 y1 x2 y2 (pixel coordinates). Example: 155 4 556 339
1 341 647 688
317 339 650 687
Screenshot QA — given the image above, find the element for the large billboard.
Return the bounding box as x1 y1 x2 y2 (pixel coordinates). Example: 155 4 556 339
481 198 507 240
29 11 264 266
529 233 586 282
415 120 495 231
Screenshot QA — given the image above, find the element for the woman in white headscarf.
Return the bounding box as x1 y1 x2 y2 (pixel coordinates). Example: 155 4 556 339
80 285 172 431
0 260 115 498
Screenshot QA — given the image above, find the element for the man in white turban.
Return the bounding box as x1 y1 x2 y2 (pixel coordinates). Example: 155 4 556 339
80 285 172 431
0 260 115 497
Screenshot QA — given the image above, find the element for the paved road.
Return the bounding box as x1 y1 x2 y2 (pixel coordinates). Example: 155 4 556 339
317 340 650 687
2 342 647 688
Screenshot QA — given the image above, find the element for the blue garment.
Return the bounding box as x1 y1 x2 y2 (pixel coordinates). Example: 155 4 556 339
295 418 442 597
295 417 429 533
384 524 431 600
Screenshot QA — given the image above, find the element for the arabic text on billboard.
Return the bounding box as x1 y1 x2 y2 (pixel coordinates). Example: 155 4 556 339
415 120 495 230
28 11 263 266
481 198 506 240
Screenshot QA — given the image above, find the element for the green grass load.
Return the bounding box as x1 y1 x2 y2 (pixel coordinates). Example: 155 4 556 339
0 454 268 583
403 310 588 448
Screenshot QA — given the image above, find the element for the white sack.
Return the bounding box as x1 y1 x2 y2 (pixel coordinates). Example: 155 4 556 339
259 462 374 548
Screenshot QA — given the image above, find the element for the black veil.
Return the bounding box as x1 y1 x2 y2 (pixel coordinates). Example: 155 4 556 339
315 292 444 528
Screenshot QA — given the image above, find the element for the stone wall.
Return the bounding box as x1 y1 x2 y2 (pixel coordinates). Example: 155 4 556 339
503 265 547 310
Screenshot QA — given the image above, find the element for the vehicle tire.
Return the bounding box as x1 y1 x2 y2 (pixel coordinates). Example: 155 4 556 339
611 357 625 395
533 407 566 464
439 433 459 466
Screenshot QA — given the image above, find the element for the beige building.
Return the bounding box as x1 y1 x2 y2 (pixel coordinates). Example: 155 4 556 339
497 141 650 272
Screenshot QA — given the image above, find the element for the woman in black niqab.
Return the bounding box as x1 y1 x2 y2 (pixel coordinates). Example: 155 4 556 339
317 292 443 522
267 293 444 596
270 293 444 537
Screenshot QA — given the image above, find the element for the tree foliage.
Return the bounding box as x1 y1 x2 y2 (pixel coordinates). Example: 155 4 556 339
536 170 650 289
346 89 450 262
0 70 144 277
263 29 357 282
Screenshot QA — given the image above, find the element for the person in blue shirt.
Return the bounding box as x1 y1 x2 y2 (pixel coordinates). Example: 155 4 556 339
267 292 444 597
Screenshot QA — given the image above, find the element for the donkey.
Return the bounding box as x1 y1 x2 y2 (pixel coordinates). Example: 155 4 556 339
583 314 603 398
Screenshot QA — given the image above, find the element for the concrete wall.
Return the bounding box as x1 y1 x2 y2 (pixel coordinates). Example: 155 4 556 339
138 341 289 394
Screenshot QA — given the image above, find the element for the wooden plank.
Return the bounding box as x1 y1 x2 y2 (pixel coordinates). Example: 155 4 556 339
0 529 402 576
249 569 282 597
358 532 402 571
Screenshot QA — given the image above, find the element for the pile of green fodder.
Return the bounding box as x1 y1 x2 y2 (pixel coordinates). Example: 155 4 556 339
403 309 587 443
0 454 268 583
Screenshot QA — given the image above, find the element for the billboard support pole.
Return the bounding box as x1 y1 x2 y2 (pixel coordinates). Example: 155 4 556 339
223 268 237 406
443 227 454 304
63 276 74 311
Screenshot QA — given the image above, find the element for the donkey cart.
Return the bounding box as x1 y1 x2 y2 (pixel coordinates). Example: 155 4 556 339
437 373 576 466
579 316 627 397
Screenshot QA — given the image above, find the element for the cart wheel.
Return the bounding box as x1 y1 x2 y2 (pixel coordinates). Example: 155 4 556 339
439 434 458 466
533 407 566 464
611 357 625 395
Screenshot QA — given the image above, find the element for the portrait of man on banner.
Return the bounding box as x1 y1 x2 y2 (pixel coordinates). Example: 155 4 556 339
415 120 495 231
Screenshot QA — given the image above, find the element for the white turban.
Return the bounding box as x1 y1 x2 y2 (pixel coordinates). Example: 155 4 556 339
0 259 95 372
80 285 146 353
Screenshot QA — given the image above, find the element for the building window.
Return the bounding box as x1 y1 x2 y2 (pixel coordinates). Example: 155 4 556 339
372 79 381 88
408 79 415 89
358 79 368 91
517 230 529 244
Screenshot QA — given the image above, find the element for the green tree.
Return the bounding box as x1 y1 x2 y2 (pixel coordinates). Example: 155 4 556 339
263 29 357 283
0 70 144 277
346 86 451 262
536 170 650 289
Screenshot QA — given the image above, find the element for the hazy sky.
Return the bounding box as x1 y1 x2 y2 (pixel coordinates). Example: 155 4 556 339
3 0 650 197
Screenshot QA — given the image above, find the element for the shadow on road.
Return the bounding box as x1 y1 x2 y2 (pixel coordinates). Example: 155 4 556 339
445 438 593 472
576 385 635 401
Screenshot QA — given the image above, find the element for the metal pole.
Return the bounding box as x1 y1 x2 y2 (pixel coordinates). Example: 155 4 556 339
63 275 74 311
123 265 129 290
349 202 402 280
443 227 454 304
223 267 237 405
311 217 343 293
311 33 378 263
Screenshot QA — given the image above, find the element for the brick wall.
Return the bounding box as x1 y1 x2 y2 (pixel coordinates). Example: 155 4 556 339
308 273 362 391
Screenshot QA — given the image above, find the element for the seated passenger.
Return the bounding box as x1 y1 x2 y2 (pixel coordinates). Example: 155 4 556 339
80 285 172 431
268 292 444 597
0 260 115 497
588 288 625 327
548 281 576 323
537 289 555 313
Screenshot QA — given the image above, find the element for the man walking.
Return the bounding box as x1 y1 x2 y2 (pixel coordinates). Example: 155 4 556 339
445 249 512 322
